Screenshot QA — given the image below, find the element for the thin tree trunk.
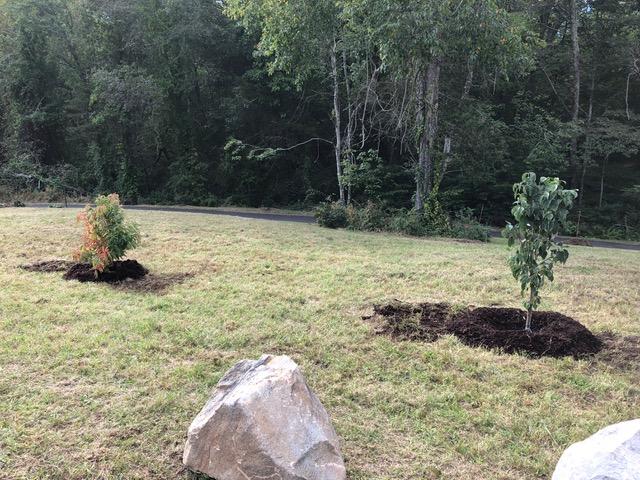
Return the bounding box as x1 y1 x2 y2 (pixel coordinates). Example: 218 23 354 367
414 60 441 211
342 50 354 205
569 0 581 189
599 155 608 208
361 65 380 149
415 68 427 211
440 136 452 184
525 288 535 332
578 74 595 208
525 307 533 332
330 42 346 205
627 72 633 121
462 56 475 99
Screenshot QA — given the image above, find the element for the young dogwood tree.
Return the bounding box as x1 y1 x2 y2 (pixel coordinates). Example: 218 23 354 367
504 173 578 332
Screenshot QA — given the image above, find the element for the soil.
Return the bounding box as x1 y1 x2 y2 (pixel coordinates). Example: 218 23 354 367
448 307 602 358
595 332 640 373
372 301 451 342
368 301 603 358
63 260 149 283
111 272 194 294
25 259 191 293
20 260 76 273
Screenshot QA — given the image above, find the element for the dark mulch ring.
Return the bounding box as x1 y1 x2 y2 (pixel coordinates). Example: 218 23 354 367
368 301 604 358
22 259 193 293
20 260 77 273
63 260 149 283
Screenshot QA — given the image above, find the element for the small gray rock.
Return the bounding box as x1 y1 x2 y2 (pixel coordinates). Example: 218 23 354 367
183 355 346 480
552 419 640 480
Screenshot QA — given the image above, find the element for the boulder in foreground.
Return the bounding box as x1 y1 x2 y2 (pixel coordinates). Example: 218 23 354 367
183 355 346 480
552 419 640 480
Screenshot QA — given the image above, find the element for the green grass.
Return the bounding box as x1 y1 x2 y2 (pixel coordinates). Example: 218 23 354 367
1 208 638 480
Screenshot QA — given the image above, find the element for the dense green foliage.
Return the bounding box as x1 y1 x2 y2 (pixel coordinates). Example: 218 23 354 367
504 173 577 330
0 0 638 239
75 193 140 272
316 201 490 241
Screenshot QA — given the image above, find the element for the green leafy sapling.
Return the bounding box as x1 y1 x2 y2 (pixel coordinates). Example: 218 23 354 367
503 173 578 332
75 193 140 272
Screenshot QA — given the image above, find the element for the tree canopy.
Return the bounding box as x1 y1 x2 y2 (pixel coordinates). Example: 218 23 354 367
0 0 638 239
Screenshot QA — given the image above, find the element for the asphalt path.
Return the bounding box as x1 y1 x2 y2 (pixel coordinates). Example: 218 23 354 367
26 202 315 224
23 203 640 251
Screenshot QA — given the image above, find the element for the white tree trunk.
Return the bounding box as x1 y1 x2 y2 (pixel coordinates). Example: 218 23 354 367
330 42 346 205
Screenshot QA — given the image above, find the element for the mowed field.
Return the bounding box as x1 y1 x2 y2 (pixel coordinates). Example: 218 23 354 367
1 208 639 480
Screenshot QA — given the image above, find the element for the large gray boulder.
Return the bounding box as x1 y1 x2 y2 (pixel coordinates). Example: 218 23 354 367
183 355 347 480
552 419 640 480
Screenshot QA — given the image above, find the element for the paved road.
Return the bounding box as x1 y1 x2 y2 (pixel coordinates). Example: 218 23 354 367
486 229 640 252
27 202 316 224
24 202 640 251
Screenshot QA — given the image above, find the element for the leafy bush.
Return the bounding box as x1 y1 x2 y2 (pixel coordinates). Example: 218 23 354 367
503 173 577 331
423 190 451 237
316 200 490 242
201 195 220 208
74 193 141 272
342 150 386 201
304 188 327 206
564 201 640 241
13 200 25 207
345 202 388 231
314 201 348 228
387 209 432 236
451 208 490 242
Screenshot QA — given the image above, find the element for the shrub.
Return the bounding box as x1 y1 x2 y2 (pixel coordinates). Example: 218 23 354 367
74 193 141 272
503 173 577 331
387 209 432 236
451 208 490 242
316 200 490 242
345 202 388 231
201 195 220 208
304 188 326 206
13 200 25 207
423 190 451 236
314 201 348 229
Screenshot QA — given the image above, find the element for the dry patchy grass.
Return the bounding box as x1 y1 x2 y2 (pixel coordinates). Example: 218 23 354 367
0 208 639 479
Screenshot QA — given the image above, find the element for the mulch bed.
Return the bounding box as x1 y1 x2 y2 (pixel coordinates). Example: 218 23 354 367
368 301 603 358
21 259 193 293
20 260 77 273
63 260 149 283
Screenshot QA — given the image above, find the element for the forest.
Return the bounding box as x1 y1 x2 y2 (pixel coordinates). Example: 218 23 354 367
0 0 639 239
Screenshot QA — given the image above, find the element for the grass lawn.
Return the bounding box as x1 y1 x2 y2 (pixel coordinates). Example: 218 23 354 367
1 208 639 480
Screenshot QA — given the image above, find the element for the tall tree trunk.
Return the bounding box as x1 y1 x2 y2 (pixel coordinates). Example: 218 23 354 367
599 155 608 208
414 60 441 211
626 56 639 120
330 42 346 205
569 0 581 189
440 136 452 184
342 50 355 205
462 55 475 99
578 74 595 208
361 65 380 149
